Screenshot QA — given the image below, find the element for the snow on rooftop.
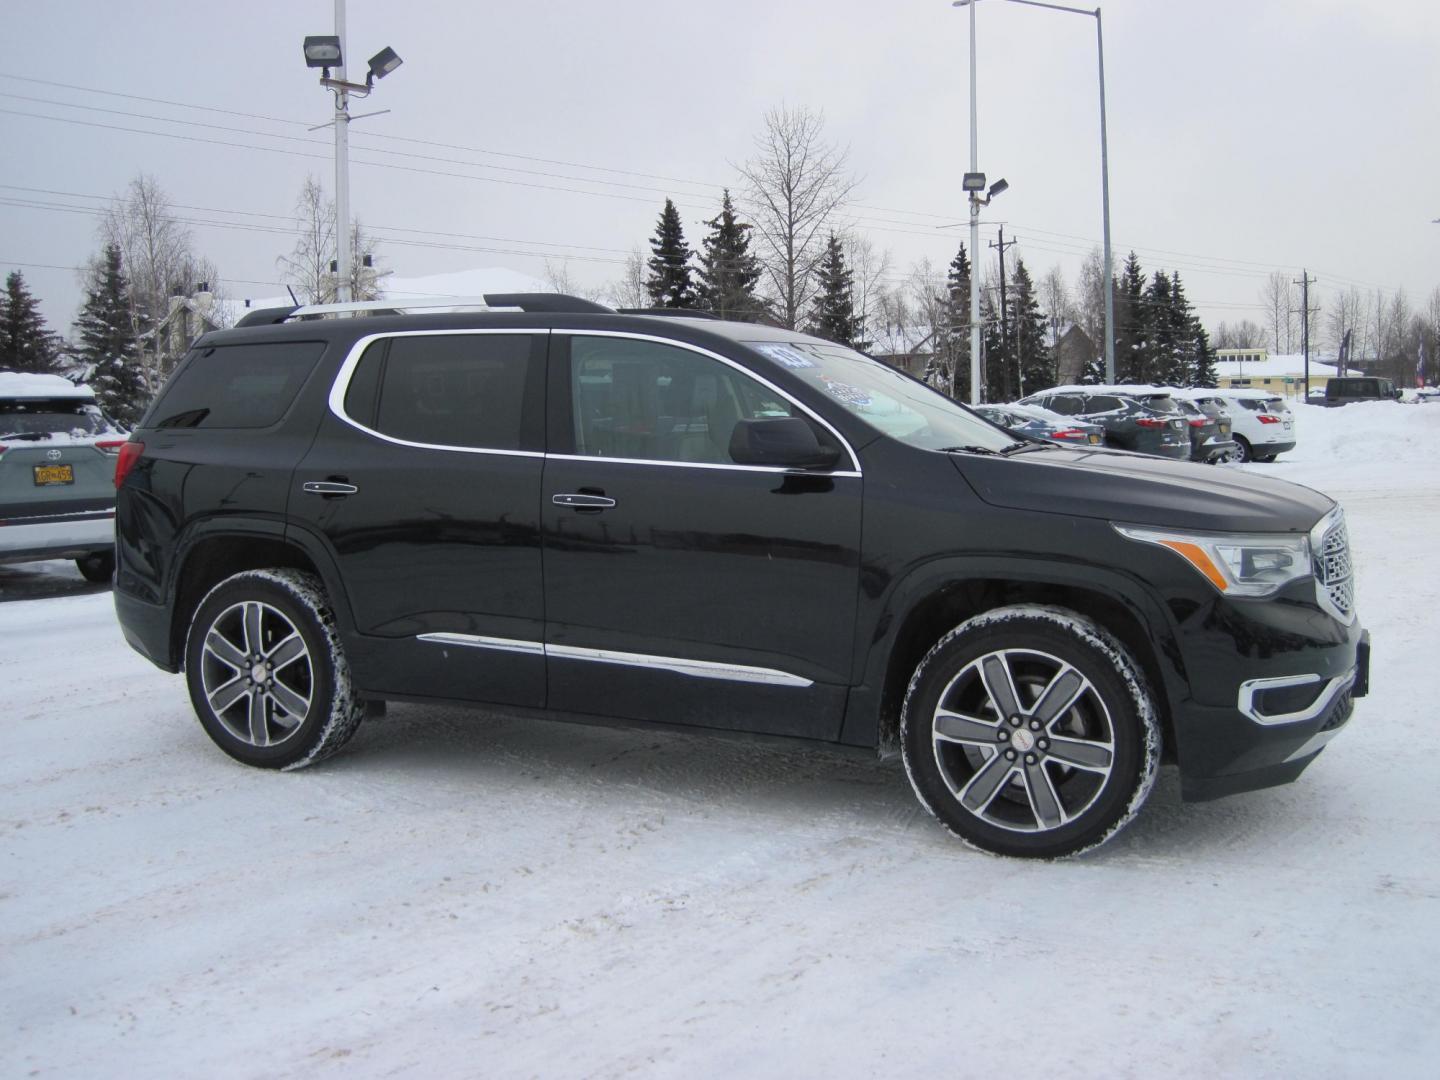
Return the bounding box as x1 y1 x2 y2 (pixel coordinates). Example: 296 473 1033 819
0 371 94 399
1213 353 1338 378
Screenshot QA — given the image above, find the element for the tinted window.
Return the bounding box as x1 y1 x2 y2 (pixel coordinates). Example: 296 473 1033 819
0 399 115 438
1082 395 1122 413
352 334 534 451
570 336 813 464
1134 394 1178 412
1047 395 1085 415
150 342 325 429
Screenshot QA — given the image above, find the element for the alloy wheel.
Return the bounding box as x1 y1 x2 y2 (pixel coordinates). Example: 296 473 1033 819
199 600 314 747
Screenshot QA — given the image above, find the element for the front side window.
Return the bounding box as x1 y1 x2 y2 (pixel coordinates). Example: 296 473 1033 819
346 334 534 451
746 340 1015 452
569 336 815 465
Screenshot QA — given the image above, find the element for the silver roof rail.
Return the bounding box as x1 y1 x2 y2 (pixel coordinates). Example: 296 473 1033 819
232 292 613 328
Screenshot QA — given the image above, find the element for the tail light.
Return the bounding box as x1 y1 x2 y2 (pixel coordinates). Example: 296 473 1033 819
1257 414 1281 425
95 439 128 454
1135 417 1166 429
1187 418 1207 427
1051 429 1089 440
114 441 145 489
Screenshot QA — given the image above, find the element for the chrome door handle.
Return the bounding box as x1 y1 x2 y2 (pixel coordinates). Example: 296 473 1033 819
552 493 616 509
303 481 359 496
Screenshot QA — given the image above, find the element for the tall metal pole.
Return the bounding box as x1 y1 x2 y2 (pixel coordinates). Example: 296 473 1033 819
333 0 353 304
1095 7 1115 383
968 0 982 404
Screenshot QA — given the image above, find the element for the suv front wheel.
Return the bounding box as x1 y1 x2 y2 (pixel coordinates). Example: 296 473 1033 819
184 568 365 770
901 605 1160 858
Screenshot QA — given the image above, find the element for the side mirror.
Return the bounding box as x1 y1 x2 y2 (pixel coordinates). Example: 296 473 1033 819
729 417 840 469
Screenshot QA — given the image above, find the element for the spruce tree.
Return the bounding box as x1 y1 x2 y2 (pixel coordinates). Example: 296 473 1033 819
804 234 863 348
645 199 697 309
939 243 972 398
1113 252 1147 383
0 270 61 374
981 289 1006 401
1010 258 1053 395
696 189 764 321
1172 274 1217 387
1143 270 1177 385
76 244 148 425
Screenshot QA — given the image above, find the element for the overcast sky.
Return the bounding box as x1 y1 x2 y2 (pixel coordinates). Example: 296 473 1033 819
4 0 1437 342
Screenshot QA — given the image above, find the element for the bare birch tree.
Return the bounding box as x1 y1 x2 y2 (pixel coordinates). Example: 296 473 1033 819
1075 248 1107 355
1260 271 1294 354
842 232 891 347
605 247 649 309
278 175 384 303
738 105 859 329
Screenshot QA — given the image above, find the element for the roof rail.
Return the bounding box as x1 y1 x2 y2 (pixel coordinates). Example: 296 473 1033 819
231 293 612 328
615 308 721 320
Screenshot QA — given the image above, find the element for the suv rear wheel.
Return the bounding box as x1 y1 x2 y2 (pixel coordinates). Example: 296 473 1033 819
901 605 1160 858
184 568 364 770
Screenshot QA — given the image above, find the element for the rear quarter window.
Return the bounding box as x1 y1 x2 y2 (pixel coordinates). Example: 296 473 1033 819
147 341 326 429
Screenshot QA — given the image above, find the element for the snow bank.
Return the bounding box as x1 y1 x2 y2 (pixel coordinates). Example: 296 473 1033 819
1251 401 1440 496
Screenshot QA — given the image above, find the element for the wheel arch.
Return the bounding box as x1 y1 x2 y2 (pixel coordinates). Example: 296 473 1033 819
841 558 1185 759
167 519 350 670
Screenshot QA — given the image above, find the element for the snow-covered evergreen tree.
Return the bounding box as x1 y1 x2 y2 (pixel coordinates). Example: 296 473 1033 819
0 270 61 374
645 199 697 309
1010 257 1053 395
804 234 864 348
76 244 148 425
696 189 765 321
937 243 972 399
1143 270 1177 385
1113 252 1147 384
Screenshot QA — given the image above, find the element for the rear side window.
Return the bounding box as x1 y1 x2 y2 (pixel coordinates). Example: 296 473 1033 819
1047 395 1085 415
150 342 325 429
1082 395 1122 413
345 333 536 451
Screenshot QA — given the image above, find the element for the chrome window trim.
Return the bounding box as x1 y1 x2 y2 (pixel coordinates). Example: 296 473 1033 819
327 329 549 459
415 633 813 688
556 329 863 475
326 328 865 476
1237 669 1355 726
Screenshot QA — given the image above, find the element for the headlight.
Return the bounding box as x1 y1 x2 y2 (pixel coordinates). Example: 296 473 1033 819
1114 524 1311 597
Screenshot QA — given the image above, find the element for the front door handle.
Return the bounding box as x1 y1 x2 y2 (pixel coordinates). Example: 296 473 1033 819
303 481 359 496
552 493 616 509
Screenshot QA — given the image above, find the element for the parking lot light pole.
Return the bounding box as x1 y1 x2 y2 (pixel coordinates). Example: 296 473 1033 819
964 0 1115 383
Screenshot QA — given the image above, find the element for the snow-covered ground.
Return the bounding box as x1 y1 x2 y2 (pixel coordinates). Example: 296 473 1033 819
4 402 1438 1078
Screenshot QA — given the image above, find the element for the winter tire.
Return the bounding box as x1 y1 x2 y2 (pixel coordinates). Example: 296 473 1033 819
1255 453 1278 463
184 568 364 770
901 605 1161 859
1232 435 1253 463
76 550 115 583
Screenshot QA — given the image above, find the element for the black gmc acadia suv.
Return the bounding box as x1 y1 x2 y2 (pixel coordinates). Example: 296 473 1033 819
112 295 1369 858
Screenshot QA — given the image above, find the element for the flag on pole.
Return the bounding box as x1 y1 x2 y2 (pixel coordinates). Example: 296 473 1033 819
1419 339 1429 388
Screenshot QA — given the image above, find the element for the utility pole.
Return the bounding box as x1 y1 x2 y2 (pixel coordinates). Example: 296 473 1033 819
967 0 981 405
1293 270 1318 398
990 227 1017 399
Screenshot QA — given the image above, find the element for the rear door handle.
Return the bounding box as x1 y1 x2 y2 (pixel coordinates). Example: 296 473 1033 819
552 493 616 509
303 481 359 496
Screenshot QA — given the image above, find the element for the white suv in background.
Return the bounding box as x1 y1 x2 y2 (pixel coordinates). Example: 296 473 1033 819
1174 388 1295 462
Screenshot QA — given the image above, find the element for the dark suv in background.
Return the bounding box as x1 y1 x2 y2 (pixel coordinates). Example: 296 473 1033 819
112 295 1369 858
1018 386 1191 459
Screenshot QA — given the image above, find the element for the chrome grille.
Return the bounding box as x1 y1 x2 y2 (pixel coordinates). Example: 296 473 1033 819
1314 513 1354 620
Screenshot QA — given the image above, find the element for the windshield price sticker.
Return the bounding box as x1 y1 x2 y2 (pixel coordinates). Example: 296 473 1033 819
820 377 873 408
755 344 817 369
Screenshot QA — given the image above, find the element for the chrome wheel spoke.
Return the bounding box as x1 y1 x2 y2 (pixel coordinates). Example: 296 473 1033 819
267 678 310 719
241 601 264 656
959 752 1015 813
204 630 247 670
207 676 249 714
1022 761 1065 830
1031 666 1088 727
980 653 1022 719
934 709 1001 747
267 633 307 672
1046 735 1113 773
248 687 269 746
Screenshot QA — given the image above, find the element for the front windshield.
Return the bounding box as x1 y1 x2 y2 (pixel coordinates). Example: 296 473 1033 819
745 340 1015 452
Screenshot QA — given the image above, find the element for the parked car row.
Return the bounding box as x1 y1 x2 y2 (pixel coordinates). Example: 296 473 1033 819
0 371 125 581
976 384 1297 464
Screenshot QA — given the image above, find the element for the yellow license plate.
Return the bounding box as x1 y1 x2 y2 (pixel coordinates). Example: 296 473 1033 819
1088 434 1101 444
33 464 74 486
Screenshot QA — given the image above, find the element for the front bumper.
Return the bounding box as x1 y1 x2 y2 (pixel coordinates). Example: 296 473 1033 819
0 509 114 564
1176 627 1369 801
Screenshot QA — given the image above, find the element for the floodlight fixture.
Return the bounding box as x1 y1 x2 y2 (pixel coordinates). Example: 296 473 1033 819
367 47 403 84
962 172 987 192
988 177 1009 198
303 36 343 70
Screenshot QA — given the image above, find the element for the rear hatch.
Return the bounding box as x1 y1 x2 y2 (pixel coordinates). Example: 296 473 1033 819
0 397 124 521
